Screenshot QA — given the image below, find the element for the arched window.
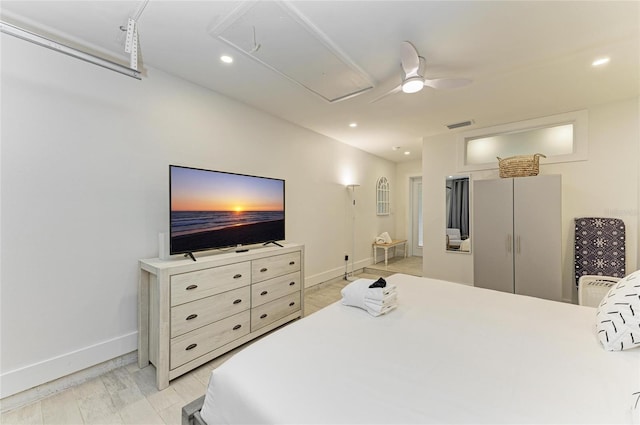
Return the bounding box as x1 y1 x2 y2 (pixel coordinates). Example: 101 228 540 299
376 177 390 215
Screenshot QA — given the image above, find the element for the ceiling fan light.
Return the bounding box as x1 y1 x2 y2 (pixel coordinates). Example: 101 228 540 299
402 77 424 93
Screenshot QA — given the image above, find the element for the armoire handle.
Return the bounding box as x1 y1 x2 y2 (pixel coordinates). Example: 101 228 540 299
507 234 512 253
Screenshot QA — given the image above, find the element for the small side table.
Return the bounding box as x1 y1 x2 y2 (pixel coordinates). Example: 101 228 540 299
372 240 408 266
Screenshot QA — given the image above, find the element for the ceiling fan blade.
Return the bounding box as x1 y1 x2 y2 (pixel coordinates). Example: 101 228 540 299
400 41 420 77
423 78 472 90
370 84 402 103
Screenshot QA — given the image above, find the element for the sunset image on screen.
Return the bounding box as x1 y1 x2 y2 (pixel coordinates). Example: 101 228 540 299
169 166 285 253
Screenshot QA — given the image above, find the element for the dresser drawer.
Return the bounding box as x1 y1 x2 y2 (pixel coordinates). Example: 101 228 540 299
251 271 301 307
252 252 301 283
251 292 301 331
170 311 250 369
171 286 250 338
171 262 250 306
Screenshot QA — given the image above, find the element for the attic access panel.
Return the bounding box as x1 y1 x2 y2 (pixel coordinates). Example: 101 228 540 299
209 1 374 103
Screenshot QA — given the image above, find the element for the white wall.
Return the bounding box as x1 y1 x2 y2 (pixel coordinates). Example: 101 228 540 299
422 98 640 299
0 35 395 397
422 134 475 284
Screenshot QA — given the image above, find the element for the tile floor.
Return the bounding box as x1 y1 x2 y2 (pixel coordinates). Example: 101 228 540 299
1 258 420 425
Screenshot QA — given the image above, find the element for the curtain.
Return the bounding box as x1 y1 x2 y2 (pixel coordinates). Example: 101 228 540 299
447 178 469 237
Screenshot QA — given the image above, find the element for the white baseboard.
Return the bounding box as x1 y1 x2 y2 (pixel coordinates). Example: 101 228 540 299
0 331 138 402
304 258 371 288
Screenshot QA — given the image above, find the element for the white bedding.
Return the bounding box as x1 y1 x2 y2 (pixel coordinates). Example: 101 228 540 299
200 274 640 424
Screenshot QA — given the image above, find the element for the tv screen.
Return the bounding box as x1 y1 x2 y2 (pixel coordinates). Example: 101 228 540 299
169 165 285 255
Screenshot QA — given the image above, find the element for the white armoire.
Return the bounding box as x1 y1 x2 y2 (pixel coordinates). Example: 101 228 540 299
472 175 562 301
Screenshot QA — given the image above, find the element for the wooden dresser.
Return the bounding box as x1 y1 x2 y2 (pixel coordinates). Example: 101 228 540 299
138 243 304 389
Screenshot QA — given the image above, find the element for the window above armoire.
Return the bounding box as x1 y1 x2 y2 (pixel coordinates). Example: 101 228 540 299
456 110 588 172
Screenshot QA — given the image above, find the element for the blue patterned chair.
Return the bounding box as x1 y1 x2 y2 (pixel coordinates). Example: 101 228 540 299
574 217 626 287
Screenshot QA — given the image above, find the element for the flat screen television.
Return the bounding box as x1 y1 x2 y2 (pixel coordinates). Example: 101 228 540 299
169 165 285 255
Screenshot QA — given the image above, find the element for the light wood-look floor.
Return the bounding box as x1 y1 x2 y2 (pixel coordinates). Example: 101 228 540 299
1 259 419 425
365 254 422 277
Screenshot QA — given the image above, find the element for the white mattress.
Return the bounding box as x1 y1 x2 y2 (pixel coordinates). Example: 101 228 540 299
200 274 640 424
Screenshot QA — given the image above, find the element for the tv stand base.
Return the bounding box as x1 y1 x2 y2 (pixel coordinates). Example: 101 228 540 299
263 240 283 247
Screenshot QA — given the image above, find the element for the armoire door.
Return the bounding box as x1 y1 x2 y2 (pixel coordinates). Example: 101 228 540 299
473 178 514 293
513 175 562 301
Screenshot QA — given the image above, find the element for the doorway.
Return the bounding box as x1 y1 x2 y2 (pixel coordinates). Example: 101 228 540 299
410 177 423 257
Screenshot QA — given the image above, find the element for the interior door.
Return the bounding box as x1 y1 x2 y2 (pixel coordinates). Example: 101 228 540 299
513 175 562 301
410 177 423 257
473 178 514 293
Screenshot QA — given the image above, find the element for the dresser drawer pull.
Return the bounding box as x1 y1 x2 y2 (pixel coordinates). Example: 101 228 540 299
233 324 242 331
260 313 268 319
289 302 296 307
289 261 295 265
233 299 242 305
186 284 198 290
186 314 198 321
260 290 268 296
233 274 242 279
289 281 295 286
260 267 268 273
185 343 197 351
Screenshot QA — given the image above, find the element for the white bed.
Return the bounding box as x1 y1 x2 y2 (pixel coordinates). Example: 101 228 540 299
197 274 639 424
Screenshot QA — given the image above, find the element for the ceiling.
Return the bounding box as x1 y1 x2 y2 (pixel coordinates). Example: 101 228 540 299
1 1 638 163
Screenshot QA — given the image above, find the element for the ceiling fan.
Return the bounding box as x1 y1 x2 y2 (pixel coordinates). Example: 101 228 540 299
371 41 472 102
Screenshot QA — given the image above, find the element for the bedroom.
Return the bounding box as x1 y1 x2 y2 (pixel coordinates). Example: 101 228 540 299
1 0 639 423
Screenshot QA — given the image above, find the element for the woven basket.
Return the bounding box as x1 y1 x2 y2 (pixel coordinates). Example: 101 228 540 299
497 153 546 178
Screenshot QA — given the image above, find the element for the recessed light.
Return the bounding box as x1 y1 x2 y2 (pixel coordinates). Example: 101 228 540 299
349 122 357 128
404 151 411 155
592 57 610 67
220 55 233 64
392 146 401 151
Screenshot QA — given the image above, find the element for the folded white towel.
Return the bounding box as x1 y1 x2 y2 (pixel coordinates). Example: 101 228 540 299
366 285 397 300
341 278 398 317
364 292 397 306
341 279 397 305
363 302 397 317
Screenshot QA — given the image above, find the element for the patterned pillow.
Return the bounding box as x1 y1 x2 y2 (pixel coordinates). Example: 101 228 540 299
596 270 640 351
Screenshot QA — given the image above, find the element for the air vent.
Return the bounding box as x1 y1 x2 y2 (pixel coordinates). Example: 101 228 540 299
446 120 475 130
